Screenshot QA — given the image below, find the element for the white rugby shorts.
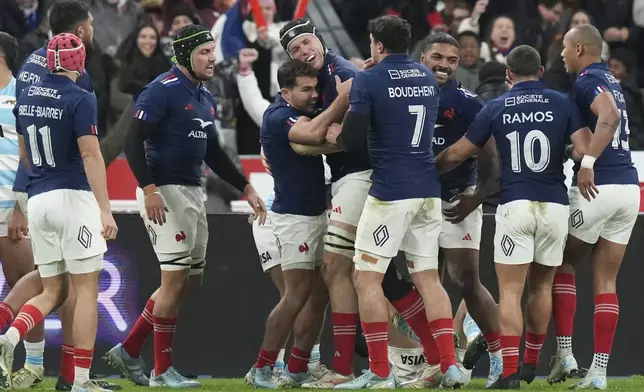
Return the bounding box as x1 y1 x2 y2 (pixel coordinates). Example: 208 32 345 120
568 184 640 245
354 195 442 274
325 170 371 257
271 211 327 271
440 187 483 250
494 200 569 267
252 215 280 272
136 185 208 273
28 189 106 277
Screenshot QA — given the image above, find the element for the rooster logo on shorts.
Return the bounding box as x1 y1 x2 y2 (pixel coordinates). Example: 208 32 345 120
175 231 187 243
298 242 310 254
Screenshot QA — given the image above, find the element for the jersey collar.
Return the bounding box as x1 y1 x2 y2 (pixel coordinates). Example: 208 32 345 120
380 54 412 64
172 64 201 94
42 74 74 85
510 80 544 91
580 62 609 74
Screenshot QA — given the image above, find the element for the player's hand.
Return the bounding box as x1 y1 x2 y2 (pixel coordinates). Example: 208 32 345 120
326 123 342 145
362 58 375 70
260 147 272 176
444 193 483 224
239 48 259 68
257 26 269 42
145 191 169 225
245 184 267 225
335 75 353 99
101 211 118 240
577 167 599 201
8 206 28 241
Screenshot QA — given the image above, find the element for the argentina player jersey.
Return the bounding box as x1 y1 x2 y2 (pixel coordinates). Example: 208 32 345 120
433 80 483 201
570 62 638 186
134 65 217 186
0 77 19 214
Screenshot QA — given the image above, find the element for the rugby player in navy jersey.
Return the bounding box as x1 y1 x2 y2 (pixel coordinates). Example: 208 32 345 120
436 45 591 389
278 19 444 388
547 24 640 390
0 33 118 392
104 25 265 388
248 59 347 389
325 15 465 389
1 2 120 390
419 32 502 387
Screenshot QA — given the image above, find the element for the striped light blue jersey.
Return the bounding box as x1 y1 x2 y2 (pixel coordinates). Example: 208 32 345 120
0 77 19 214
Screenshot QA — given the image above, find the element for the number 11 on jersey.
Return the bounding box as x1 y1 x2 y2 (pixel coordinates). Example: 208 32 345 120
26 124 56 167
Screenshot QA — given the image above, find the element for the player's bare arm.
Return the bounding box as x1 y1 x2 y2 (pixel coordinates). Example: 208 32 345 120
435 136 478 173
123 118 168 225
566 126 593 162
444 137 499 224
288 76 352 145
290 142 340 156
204 135 267 224
78 135 118 240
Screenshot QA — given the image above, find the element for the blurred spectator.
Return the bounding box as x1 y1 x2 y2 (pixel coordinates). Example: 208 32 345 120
160 4 198 58
116 23 171 97
14 0 45 31
13 4 50 73
0 0 29 39
87 0 144 58
582 0 637 52
454 31 484 91
528 0 563 64
635 0 644 27
475 60 509 101
139 0 165 34
608 48 644 150
448 1 472 35
483 15 516 64
457 0 488 35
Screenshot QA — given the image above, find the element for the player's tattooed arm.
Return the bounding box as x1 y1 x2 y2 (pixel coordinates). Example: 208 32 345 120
290 142 340 156
435 136 478 173
587 91 621 159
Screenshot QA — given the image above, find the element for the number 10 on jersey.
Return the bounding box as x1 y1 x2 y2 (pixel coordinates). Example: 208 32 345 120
26 125 56 167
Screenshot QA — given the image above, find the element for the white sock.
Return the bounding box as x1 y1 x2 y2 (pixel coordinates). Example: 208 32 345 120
277 349 286 363
309 344 321 367
24 340 45 368
75 366 90 384
589 353 609 376
5 328 20 348
556 336 573 356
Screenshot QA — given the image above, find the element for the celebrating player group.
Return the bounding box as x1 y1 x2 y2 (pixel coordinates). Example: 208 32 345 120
0 0 636 390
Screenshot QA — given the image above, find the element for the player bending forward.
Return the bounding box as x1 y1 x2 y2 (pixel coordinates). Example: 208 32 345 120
0 33 118 392
548 24 640 390
437 45 592 390
327 15 465 389
105 25 265 388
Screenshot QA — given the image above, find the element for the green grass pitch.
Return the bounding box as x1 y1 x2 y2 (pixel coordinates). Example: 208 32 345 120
33 376 644 391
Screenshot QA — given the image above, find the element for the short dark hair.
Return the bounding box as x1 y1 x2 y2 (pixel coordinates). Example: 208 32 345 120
0 32 18 70
368 15 411 54
277 59 318 89
506 45 541 77
49 0 90 35
422 32 460 53
457 31 481 47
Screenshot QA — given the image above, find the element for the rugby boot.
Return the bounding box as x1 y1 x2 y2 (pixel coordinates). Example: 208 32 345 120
397 364 441 389
463 332 488 370
149 367 201 388
547 352 580 384
70 380 111 392
56 375 121 391
455 348 472 386
570 370 607 390
308 363 329 380
0 336 14 390
276 366 314 387
248 366 277 389
302 368 354 388
519 362 537 384
103 343 149 386
11 364 43 389
486 373 520 390
485 354 503 388
441 364 466 389
335 369 395 389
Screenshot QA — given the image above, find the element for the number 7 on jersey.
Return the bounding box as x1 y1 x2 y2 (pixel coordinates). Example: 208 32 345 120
409 105 426 147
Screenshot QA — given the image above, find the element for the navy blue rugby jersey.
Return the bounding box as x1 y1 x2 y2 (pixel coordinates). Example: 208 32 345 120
260 95 327 216
433 79 483 201
466 80 585 205
570 62 638 186
134 65 217 187
13 74 98 197
349 54 441 201
13 46 95 193
316 51 370 181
